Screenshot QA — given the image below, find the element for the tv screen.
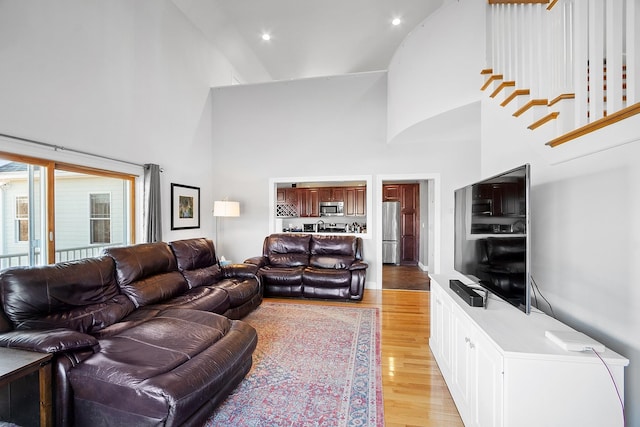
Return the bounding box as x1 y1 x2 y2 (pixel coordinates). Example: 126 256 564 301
454 164 531 314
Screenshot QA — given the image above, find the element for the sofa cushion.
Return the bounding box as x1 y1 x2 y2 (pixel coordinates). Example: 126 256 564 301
105 243 188 308
260 266 305 297
309 235 358 269
170 238 224 288
214 279 261 308
302 268 353 299
69 309 257 426
0 257 133 333
265 234 310 267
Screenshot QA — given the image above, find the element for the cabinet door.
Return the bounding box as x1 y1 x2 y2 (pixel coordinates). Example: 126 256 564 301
354 187 366 216
431 283 453 375
332 188 345 202
286 188 298 204
308 189 319 216
452 305 473 418
319 188 332 202
473 332 504 427
345 187 366 217
298 189 319 217
383 185 400 201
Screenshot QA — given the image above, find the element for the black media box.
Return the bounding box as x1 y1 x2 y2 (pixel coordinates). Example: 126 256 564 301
449 280 484 307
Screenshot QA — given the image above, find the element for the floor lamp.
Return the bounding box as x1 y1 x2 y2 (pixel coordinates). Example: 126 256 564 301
213 200 240 263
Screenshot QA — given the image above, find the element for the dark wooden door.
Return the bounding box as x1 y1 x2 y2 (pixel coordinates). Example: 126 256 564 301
383 183 419 264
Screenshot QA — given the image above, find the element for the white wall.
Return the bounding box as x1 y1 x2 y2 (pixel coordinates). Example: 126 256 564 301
386 0 485 143
210 72 479 286
0 0 244 242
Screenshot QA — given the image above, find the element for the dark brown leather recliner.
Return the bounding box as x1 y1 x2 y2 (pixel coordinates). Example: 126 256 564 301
245 233 367 300
0 239 260 426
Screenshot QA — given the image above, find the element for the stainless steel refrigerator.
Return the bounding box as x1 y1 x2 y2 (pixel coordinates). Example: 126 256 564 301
382 201 401 264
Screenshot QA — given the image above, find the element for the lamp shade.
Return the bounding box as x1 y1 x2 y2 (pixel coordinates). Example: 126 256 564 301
213 200 240 217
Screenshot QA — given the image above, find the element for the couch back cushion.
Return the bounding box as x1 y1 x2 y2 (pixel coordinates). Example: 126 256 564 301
169 238 223 288
104 242 188 308
0 257 134 333
264 234 311 267
309 235 360 269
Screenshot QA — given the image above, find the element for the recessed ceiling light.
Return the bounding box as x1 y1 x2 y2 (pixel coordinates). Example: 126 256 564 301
392 18 402 26
262 33 271 41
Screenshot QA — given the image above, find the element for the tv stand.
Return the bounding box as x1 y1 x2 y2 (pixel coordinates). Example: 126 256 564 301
430 275 628 427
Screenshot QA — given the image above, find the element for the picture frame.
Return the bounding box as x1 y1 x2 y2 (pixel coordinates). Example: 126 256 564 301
171 183 200 230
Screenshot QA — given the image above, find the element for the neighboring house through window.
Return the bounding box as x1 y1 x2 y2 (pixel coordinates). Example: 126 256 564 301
15 196 28 242
90 193 111 244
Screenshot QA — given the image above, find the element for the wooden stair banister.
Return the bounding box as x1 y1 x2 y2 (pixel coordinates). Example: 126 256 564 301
546 102 640 147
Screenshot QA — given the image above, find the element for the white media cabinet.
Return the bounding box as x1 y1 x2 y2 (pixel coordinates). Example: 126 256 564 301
429 274 629 427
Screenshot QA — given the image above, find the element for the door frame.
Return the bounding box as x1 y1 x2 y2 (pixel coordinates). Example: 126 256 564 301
375 173 441 289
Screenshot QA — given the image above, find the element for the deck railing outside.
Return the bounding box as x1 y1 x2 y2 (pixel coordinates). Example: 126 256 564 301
0 243 123 269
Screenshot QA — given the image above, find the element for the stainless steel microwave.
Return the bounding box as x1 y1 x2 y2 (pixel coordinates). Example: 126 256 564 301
319 201 344 217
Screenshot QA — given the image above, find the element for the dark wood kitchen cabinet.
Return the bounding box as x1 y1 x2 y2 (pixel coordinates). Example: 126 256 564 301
383 183 419 264
383 185 401 201
345 187 366 216
319 188 345 203
298 188 319 217
277 188 298 204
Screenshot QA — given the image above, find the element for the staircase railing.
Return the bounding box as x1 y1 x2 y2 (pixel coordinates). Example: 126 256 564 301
483 0 640 147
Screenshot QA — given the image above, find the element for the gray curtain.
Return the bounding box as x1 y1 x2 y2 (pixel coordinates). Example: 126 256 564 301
143 164 162 242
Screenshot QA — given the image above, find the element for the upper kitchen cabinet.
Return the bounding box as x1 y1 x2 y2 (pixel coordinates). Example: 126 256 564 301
277 187 298 204
345 187 366 216
298 188 320 217
276 187 299 218
319 188 345 203
383 185 401 201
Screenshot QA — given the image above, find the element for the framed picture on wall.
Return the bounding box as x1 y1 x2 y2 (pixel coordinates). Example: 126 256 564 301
171 183 200 230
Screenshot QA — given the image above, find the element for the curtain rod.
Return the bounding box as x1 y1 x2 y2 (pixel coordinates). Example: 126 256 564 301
0 132 146 168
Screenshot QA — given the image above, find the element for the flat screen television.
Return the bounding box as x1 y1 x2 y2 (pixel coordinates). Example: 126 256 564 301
454 164 531 314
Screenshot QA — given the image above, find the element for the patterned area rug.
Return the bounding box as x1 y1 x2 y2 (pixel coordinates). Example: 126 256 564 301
204 302 383 427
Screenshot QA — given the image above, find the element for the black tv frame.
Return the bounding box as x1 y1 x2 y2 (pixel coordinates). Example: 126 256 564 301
454 164 531 314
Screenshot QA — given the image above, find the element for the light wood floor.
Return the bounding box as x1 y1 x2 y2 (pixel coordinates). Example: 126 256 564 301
268 290 463 427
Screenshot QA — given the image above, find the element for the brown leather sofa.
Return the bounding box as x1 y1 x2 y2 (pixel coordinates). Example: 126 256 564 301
0 238 261 426
245 233 367 300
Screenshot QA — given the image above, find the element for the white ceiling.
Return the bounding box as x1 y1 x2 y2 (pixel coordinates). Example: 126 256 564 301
173 0 445 83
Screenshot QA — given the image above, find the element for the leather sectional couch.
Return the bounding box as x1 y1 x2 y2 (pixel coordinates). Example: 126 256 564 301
0 237 262 426
245 233 368 300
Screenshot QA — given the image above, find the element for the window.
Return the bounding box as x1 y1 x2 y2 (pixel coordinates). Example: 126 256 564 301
15 196 29 242
0 152 136 267
90 193 111 244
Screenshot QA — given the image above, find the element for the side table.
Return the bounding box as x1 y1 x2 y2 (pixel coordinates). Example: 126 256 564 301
0 348 52 427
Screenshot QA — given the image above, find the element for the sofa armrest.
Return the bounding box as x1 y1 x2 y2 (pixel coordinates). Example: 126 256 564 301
243 256 268 269
0 328 99 354
222 263 259 279
349 260 368 271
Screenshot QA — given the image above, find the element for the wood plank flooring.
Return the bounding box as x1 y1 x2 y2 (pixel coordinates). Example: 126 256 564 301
382 265 431 291
267 289 463 427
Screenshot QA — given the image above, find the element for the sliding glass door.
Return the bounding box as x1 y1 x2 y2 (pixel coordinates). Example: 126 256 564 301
0 159 47 268
0 153 135 267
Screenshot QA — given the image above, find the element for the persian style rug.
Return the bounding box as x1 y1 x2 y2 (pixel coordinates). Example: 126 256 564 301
204 302 384 427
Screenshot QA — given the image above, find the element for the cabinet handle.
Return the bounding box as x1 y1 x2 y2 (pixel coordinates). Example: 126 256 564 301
465 337 471 343
469 342 475 349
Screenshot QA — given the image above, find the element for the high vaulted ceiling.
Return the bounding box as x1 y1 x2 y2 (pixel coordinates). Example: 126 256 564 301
173 0 445 83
